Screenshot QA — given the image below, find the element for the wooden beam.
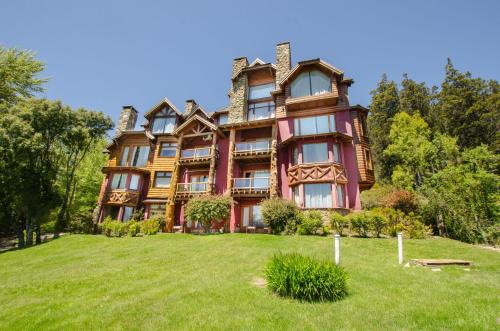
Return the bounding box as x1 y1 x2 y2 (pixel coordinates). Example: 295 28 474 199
165 133 183 232
270 123 278 197
207 133 218 194
225 128 236 196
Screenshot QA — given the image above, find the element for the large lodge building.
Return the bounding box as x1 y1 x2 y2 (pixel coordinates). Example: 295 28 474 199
97 42 375 232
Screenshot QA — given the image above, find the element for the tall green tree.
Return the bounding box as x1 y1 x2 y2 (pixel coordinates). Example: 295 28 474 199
0 46 47 104
399 74 434 119
367 74 400 180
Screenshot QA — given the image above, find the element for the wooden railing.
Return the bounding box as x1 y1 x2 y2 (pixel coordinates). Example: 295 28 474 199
233 177 270 189
287 162 347 186
234 140 271 153
176 182 210 193
180 147 211 159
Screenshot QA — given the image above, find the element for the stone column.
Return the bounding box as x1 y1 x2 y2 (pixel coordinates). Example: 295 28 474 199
165 134 183 232
228 57 248 124
270 124 279 197
207 132 218 194
225 128 236 196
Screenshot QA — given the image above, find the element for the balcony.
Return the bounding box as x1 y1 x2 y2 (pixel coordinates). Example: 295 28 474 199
175 182 212 200
232 177 270 197
179 147 214 167
103 189 140 205
234 140 272 161
285 91 338 111
288 162 347 186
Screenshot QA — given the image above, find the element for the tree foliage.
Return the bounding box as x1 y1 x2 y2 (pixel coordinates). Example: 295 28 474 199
184 195 232 233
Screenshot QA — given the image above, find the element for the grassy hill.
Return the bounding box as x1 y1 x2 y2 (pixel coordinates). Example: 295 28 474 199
0 234 498 330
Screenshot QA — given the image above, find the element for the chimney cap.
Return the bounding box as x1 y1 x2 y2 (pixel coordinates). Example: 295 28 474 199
122 105 138 113
233 56 248 61
276 41 290 46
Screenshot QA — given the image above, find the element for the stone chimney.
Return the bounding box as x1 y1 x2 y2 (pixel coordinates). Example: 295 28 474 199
184 99 198 116
116 106 138 134
228 57 249 124
275 42 291 84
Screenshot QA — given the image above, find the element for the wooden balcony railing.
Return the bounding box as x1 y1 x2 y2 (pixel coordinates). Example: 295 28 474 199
176 182 210 193
232 177 270 197
234 141 272 161
103 189 140 205
179 147 214 166
288 162 347 186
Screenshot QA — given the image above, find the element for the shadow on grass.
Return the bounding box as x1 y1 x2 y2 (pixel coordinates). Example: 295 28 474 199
0 233 63 254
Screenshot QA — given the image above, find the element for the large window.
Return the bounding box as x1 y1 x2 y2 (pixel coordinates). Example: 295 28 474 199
333 143 341 163
159 143 177 157
242 205 264 227
131 146 150 167
336 185 345 208
129 174 140 191
152 107 176 133
148 204 166 219
304 183 333 208
218 113 228 125
122 206 134 222
154 171 172 188
111 173 127 189
290 70 331 98
294 114 336 136
302 143 328 163
247 101 275 121
248 83 274 100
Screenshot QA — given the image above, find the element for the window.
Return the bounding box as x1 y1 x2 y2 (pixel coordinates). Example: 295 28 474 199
190 174 208 192
159 143 177 157
129 174 140 191
360 114 368 136
131 146 150 167
302 143 328 163
248 83 274 100
304 184 332 208
244 169 269 188
148 204 166 219
336 185 345 208
104 206 120 220
365 149 373 170
247 101 275 121
122 206 134 222
242 205 264 227
294 114 336 136
152 107 176 133
154 171 172 188
292 146 298 165
120 146 129 166
218 113 228 125
290 70 331 98
293 186 300 206
333 143 341 163
111 173 127 189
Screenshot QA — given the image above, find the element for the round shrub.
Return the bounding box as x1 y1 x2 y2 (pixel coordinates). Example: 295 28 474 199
349 213 370 237
297 210 324 235
260 198 300 234
265 253 348 302
329 212 349 236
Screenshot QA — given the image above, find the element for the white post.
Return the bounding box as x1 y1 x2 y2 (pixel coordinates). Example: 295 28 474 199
334 234 340 265
397 232 403 264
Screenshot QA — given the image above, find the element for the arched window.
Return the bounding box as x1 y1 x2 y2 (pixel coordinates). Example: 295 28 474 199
152 107 177 133
290 70 331 98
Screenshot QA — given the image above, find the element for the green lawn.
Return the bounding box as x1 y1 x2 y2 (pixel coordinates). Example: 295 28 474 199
0 234 498 330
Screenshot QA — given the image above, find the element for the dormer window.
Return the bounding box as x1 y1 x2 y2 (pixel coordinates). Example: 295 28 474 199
152 107 177 134
248 83 274 100
218 113 228 125
291 70 331 98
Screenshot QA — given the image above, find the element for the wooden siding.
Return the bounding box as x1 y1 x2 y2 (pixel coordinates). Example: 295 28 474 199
350 110 375 188
146 136 176 199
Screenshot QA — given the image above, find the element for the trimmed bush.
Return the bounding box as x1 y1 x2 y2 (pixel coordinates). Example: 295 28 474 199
127 221 141 237
101 217 127 237
297 210 324 235
329 212 349 236
349 213 370 237
265 253 348 302
141 216 162 235
260 198 300 234
368 211 388 238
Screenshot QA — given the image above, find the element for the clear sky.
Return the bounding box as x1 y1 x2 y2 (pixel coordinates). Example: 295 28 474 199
1 0 499 128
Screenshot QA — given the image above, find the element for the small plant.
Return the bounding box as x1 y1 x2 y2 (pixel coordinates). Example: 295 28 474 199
127 221 141 237
297 210 324 235
349 212 369 237
141 216 162 235
329 212 349 236
260 198 300 234
368 211 388 238
265 253 348 302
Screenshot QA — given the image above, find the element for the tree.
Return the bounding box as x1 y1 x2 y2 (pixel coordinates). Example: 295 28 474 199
0 46 47 104
367 74 400 180
184 195 231 234
399 74 433 119
55 109 113 236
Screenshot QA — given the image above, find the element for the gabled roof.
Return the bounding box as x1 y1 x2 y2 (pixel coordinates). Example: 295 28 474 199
183 106 211 119
172 114 218 136
144 97 182 118
105 130 150 150
249 58 266 67
350 104 369 113
278 58 344 88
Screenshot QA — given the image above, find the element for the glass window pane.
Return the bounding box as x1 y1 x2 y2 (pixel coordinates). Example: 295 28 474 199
249 83 274 100
242 207 250 227
329 114 336 132
160 143 177 157
298 117 316 135
164 117 176 133
305 184 332 208
310 70 331 96
333 143 341 163
152 118 166 133
120 147 129 166
118 174 126 189
252 206 264 226
122 206 134 222
134 146 149 167
154 172 171 188
336 185 345 208
292 146 298 165
291 71 311 98
293 186 300 206
111 173 121 189
316 115 330 134
219 114 228 125
302 143 328 163
129 174 140 190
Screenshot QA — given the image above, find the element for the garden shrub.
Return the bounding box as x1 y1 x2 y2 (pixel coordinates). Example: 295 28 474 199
127 221 141 237
67 210 94 234
141 216 162 235
384 189 420 214
329 212 349 236
368 211 387 238
260 198 300 234
360 183 396 209
349 212 370 237
100 217 128 237
297 210 324 235
184 195 231 234
265 253 348 302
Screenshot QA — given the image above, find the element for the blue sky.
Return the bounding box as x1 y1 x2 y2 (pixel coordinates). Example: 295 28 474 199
1 0 499 127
